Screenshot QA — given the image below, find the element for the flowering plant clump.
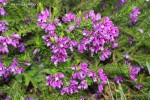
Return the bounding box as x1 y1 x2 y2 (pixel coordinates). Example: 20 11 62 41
0 0 149 100
37 9 120 65
46 62 108 95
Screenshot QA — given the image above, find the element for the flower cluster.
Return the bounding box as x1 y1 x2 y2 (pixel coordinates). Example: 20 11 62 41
78 10 119 61
0 0 7 5
0 21 8 34
0 7 7 16
114 76 124 83
130 7 140 23
18 43 25 52
38 9 78 66
37 9 120 65
62 12 76 23
97 69 108 84
0 58 24 79
0 62 9 78
124 60 141 81
46 62 108 95
46 73 65 89
8 58 24 75
42 35 78 66
136 83 142 89
0 1 8 34
118 0 127 5
129 66 141 81
0 33 21 53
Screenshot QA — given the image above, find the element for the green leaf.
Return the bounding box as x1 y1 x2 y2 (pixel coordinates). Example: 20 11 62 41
146 62 150 75
118 84 127 100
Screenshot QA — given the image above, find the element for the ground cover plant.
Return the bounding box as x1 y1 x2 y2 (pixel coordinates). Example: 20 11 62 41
0 0 150 100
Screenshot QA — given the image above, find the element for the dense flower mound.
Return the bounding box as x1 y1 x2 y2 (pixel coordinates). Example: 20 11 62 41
130 7 140 23
78 10 119 61
0 58 24 79
37 9 120 65
46 62 108 95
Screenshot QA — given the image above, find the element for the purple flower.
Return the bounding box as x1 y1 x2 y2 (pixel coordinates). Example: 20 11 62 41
35 56 41 62
46 73 65 89
25 97 34 100
93 92 101 100
44 23 56 33
88 70 96 77
69 41 78 51
76 17 81 28
138 28 144 34
98 84 103 92
37 9 50 23
0 7 7 16
77 70 87 80
98 69 108 84
54 19 61 26
5 96 10 100
95 13 101 21
112 42 118 48
129 67 140 76
130 7 140 23
8 58 24 75
11 33 21 39
60 80 78 95
33 48 38 55
23 62 31 66
0 0 7 5
72 65 78 70
123 54 130 59
80 96 87 100
0 21 8 33
124 60 132 67
118 0 127 5
0 62 9 78
89 10 95 20
18 43 25 52
100 49 111 61
62 12 76 23
130 75 137 81
0 44 9 53
136 84 142 89
79 62 89 72
55 73 65 79
114 76 124 83
68 25 75 31
48 36 77 65
78 80 88 90
82 30 88 36
129 36 133 44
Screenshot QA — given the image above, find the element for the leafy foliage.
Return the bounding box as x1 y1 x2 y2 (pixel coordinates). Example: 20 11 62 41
0 0 150 100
